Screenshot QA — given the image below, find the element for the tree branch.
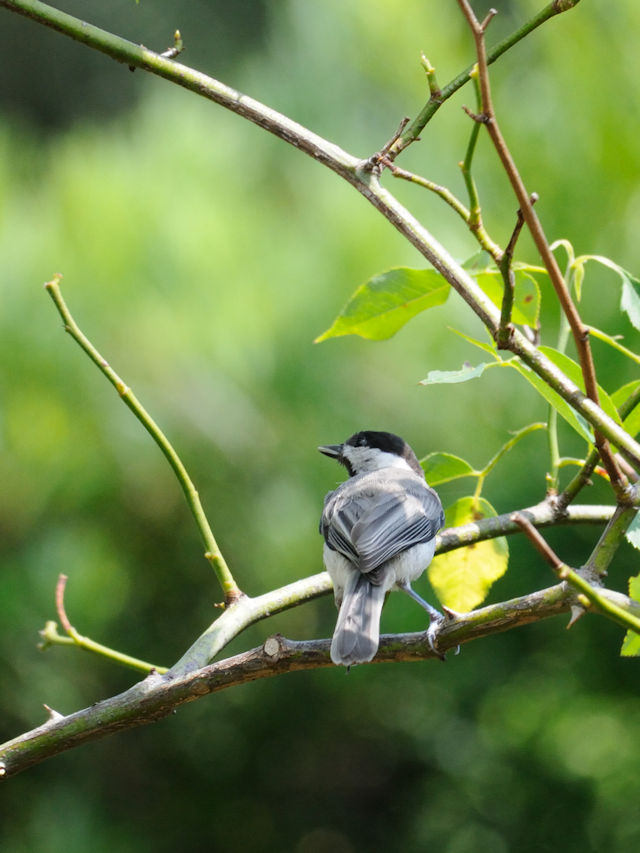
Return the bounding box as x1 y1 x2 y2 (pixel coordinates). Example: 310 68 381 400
456 0 627 492
0 579 599 779
388 0 583 155
44 275 241 603
3 1 640 469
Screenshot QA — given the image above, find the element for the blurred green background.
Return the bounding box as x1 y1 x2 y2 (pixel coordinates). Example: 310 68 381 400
1 1 640 850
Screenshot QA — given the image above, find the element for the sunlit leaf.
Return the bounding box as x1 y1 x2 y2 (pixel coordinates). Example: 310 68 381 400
420 362 491 385
621 278 640 330
315 267 449 342
428 496 508 612
620 573 640 657
625 514 640 551
421 452 476 485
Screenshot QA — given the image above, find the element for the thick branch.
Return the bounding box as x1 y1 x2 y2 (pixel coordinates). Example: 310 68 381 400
0 581 590 779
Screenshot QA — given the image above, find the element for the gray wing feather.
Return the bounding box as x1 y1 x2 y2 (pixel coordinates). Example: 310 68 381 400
320 470 444 578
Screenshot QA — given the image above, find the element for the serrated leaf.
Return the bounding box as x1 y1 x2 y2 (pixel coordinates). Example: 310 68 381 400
621 573 640 657
621 278 640 330
420 362 490 385
620 631 640 657
428 496 508 611
420 452 476 485
625 513 640 550
315 267 449 342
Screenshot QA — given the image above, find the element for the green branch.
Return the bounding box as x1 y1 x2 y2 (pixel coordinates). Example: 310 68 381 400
44 275 241 603
4 0 640 468
39 620 167 674
389 0 582 155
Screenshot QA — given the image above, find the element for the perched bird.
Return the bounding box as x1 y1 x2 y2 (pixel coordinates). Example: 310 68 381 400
319 430 445 667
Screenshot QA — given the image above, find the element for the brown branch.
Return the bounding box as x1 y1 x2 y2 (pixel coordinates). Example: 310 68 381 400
512 512 565 571
55 573 73 635
455 0 627 495
0 582 574 778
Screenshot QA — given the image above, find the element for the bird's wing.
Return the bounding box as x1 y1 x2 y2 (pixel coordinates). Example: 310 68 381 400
321 473 443 578
351 487 443 575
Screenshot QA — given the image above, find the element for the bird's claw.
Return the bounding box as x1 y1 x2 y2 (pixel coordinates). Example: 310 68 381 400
426 614 447 661
427 607 462 661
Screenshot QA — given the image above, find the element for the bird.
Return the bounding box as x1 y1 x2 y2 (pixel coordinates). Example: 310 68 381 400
319 430 445 667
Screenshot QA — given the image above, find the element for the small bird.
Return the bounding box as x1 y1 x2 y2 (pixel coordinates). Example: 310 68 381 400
319 430 445 666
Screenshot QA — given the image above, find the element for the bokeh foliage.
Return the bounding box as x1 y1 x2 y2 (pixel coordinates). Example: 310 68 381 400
1 1 640 850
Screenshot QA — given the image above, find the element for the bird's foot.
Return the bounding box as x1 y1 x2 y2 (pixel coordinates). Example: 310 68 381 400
426 607 461 660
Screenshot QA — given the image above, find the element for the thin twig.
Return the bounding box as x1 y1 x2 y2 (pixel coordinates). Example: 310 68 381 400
388 0 583 156
455 0 627 495
3 1 640 468
55 573 73 635
559 377 640 507
496 206 528 347
512 513 640 635
380 158 503 259
42 575 168 674
44 274 241 603
159 29 183 60
511 513 565 571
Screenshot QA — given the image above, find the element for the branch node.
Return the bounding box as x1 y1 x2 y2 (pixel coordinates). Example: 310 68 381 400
160 29 184 60
263 635 284 659
364 117 410 171
462 105 489 124
480 9 499 33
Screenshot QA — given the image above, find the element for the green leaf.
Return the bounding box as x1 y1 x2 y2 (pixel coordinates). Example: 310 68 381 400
574 254 640 330
538 346 623 427
315 267 449 342
611 380 640 438
611 380 640 410
420 362 491 385
625 514 640 551
420 452 476 485
506 360 593 443
428 496 508 612
473 269 541 328
621 573 640 657
621 278 640 330
448 327 499 359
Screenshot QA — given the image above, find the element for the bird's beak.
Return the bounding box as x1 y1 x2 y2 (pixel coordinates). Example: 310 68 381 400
318 443 342 459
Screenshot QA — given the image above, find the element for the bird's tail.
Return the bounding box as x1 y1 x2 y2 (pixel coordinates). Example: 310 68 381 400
331 573 387 666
